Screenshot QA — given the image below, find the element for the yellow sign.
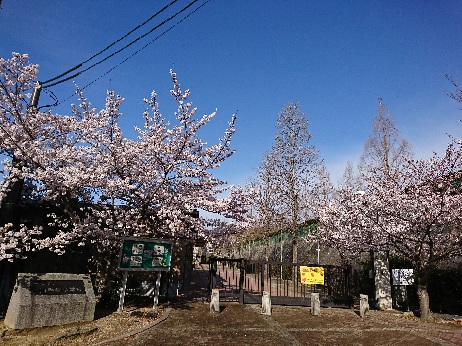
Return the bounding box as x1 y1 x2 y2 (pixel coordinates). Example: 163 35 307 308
300 266 324 285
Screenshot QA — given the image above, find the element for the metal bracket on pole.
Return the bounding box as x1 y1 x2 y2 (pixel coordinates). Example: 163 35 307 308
118 271 128 312
153 272 162 311
29 81 42 109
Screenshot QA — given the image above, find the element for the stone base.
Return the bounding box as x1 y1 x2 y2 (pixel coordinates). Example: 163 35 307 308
4 273 95 329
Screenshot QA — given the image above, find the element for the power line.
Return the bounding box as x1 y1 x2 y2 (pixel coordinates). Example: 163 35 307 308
42 0 198 89
42 0 178 85
37 88 58 110
48 0 211 108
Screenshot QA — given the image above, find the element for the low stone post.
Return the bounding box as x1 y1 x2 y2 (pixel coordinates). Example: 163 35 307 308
261 291 271 315
210 289 220 313
360 294 369 318
310 293 320 316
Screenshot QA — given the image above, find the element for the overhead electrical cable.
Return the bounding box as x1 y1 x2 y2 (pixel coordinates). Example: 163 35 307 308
48 0 211 108
42 0 198 89
42 0 178 86
37 89 58 110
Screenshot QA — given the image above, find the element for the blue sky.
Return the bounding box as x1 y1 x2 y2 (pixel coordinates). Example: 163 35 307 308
1 0 462 186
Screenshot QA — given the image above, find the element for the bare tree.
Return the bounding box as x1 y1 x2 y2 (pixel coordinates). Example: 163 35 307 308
338 161 360 192
245 152 282 234
359 98 413 178
446 74 462 105
309 162 334 213
247 102 322 263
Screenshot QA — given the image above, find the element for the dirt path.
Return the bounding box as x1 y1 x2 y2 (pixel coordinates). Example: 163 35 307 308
106 301 462 346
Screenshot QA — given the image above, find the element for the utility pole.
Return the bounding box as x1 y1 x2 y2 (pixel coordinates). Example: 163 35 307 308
30 81 42 108
0 81 42 225
0 81 42 313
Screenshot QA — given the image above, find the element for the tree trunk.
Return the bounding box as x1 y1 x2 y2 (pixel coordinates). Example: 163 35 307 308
94 248 120 303
417 274 432 321
95 257 113 302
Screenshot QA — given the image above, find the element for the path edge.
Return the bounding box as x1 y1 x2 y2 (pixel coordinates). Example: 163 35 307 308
94 308 172 345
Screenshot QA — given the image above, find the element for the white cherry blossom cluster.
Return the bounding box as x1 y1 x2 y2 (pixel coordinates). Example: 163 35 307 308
315 140 462 271
0 53 250 262
0 223 42 262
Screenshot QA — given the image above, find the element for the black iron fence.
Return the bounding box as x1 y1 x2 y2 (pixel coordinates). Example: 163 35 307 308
209 258 352 308
209 258 245 303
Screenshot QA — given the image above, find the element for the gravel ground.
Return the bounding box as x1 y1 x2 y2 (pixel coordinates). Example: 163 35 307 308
105 301 462 346
2 300 462 346
0 305 168 346
0 300 462 346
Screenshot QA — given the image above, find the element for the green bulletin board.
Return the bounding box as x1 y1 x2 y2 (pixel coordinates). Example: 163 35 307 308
118 237 173 271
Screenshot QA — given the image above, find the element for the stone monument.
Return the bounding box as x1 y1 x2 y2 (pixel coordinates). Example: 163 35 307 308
4 273 95 329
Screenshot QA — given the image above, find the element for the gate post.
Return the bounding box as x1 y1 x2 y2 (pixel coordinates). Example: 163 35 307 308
208 258 217 299
345 264 353 307
260 262 265 295
239 259 245 304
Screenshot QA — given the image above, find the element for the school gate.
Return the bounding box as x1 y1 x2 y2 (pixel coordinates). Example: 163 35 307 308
208 258 352 307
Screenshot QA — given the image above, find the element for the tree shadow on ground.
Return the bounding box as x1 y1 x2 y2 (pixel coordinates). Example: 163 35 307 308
94 295 172 319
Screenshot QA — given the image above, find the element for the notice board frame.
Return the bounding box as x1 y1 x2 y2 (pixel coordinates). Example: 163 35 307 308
117 236 173 312
118 236 173 272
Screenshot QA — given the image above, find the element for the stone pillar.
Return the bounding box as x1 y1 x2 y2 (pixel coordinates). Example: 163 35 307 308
261 291 271 315
310 293 320 316
360 294 369 318
373 251 392 310
210 289 220 313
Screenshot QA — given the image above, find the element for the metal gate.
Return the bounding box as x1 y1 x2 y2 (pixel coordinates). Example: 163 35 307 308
209 258 352 308
209 258 245 303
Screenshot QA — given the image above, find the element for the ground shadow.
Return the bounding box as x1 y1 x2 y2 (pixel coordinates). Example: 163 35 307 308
94 295 174 319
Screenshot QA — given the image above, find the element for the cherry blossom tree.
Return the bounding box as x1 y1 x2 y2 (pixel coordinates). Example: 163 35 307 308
316 142 462 320
315 99 462 320
0 53 247 296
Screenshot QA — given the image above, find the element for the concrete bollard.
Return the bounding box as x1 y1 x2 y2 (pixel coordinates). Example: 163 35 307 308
360 294 369 318
310 293 321 316
261 291 271 315
210 289 220 313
